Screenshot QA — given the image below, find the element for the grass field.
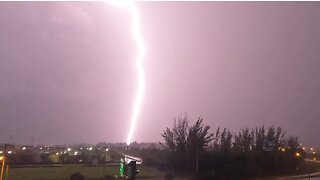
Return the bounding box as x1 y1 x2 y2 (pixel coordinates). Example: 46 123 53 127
6 165 168 180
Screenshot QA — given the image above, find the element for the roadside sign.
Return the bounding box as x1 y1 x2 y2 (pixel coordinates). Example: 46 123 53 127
263 139 276 152
120 158 124 177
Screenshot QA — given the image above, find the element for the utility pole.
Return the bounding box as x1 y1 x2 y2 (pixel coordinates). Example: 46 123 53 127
5 165 8 180
9 135 12 145
195 146 199 173
31 137 34 146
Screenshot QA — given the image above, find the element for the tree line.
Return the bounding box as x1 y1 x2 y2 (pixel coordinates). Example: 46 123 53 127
139 114 306 179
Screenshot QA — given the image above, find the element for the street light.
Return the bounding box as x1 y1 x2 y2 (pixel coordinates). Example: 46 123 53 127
0 144 10 180
0 155 5 180
295 152 301 157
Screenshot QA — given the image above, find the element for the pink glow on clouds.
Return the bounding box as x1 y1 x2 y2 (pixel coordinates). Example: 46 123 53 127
0 2 320 146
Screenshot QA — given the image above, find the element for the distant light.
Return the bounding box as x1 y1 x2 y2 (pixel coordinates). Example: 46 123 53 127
80 148 82 150
295 152 301 157
281 148 286 152
67 148 71 152
106 148 109 152
22 147 26 150
0 156 3 161
311 148 313 151
56 152 59 155
313 151 316 154
314 157 317 160
40 147 43 150
89 147 93 151
8 151 12 154
74 151 78 155
0 151 3 154
302 147 306 150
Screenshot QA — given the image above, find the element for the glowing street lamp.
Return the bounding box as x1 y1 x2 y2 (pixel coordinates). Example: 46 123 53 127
0 155 5 180
295 152 301 157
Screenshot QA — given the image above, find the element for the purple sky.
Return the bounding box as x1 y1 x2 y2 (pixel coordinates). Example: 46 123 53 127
0 2 320 146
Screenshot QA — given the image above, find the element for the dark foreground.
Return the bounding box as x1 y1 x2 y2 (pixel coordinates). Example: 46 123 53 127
5 165 168 180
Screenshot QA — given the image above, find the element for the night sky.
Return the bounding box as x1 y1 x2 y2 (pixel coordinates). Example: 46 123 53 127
0 2 320 146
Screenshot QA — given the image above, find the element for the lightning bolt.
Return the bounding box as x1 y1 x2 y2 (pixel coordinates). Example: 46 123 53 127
107 1 145 145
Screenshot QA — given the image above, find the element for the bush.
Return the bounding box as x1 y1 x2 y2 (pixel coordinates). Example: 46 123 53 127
164 172 174 180
70 172 84 180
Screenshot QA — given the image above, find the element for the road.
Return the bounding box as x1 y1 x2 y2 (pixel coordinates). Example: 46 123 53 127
277 159 320 180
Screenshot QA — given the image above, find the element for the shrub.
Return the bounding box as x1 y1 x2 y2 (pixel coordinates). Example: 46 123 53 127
70 172 84 180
